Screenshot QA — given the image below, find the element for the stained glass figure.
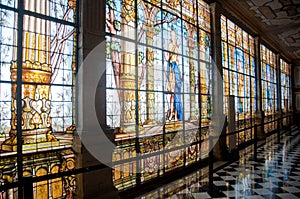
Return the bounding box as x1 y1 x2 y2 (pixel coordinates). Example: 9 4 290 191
106 0 211 190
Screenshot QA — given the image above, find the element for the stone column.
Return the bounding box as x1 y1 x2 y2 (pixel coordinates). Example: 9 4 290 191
254 37 265 139
276 54 282 129
291 63 298 123
228 95 236 151
210 2 227 160
78 0 120 198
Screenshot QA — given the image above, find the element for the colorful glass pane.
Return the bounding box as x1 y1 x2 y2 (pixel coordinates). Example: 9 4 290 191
0 9 16 139
221 15 255 146
280 59 291 114
106 0 135 40
198 0 210 32
221 15 227 41
243 30 249 52
106 0 211 190
0 0 78 198
112 139 137 190
222 42 228 68
261 45 277 133
186 144 198 165
24 0 77 23
0 0 17 8
162 0 181 15
236 26 242 48
182 0 197 25
227 20 235 45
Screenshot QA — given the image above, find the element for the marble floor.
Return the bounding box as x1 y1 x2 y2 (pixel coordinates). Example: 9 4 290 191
136 126 300 199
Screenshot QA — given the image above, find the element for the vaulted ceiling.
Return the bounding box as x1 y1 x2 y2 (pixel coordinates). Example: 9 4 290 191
218 0 300 65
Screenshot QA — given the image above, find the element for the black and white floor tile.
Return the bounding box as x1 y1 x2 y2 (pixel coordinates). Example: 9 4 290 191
137 127 300 199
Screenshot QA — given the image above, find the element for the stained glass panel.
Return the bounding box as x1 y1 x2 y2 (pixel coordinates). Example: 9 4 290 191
249 36 255 56
223 69 229 115
106 0 135 39
106 0 211 190
280 59 291 125
227 20 235 45
0 0 17 8
182 0 197 25
24 0 76 23
112 139 137 190
243 31 249 52
261 45 277 133
221 15 256 146
162 0 181 15
198 0 210 32
0 9 16 142
199 29 211 61
221 15 227 41
236 26 242 48
222 42 228 68
139 135 163 182
186 144 197 165
0 0 78 198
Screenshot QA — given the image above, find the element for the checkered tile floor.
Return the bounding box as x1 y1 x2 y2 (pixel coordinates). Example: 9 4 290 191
137 127 300 199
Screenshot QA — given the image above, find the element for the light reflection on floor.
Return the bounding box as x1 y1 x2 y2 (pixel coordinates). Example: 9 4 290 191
136 127 300 199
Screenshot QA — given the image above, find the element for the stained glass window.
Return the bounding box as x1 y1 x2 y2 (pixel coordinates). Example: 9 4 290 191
0 0 78 198
221 15 256 146
280 59 292 126
261 44 277 133
106 0 211 190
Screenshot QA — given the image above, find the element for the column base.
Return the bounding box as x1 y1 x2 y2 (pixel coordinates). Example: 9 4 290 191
143 119 157 125
1 128 59 151
165 121 183 131
189 116 198 122
115 124 145 140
